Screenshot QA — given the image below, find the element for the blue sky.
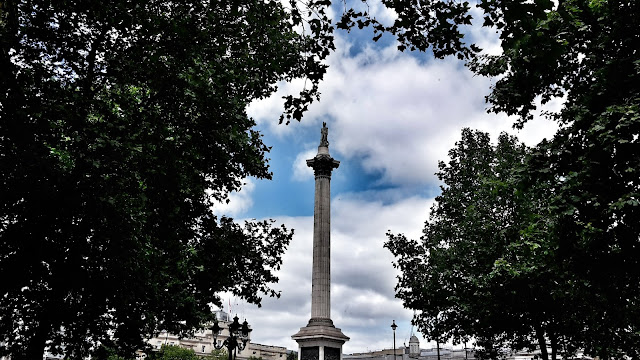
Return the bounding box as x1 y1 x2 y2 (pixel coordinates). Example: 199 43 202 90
211 2 563 354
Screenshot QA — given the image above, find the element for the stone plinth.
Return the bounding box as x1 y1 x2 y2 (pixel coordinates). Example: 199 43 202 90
292 321 349 360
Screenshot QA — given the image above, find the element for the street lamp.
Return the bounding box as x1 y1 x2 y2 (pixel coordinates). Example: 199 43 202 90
463 341 468 360
390 320 398 360
211 315 252 360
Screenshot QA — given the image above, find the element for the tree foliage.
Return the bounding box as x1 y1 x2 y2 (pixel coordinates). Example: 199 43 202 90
386 129 580 359
207 348 230 360
147 344 200 360
0 0 336 358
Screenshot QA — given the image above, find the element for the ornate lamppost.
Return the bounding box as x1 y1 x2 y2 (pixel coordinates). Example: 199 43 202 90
211 315 252 360
390 320 398 360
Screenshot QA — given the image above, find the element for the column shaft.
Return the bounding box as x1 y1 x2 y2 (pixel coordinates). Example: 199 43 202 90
311 175 331 319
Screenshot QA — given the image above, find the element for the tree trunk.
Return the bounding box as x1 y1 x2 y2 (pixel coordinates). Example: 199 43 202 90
535 323 549 360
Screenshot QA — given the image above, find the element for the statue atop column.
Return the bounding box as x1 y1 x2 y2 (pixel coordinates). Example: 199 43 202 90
320 122 329 147
308 122 339 177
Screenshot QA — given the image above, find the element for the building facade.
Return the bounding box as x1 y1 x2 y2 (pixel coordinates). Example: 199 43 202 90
144 310 287 360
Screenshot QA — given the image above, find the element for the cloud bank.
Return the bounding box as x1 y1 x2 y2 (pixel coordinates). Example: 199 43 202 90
236 196 431 353
250 34 558 188
239 26 561 354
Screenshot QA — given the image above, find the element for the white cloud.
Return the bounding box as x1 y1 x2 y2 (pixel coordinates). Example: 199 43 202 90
239 17 565 354
233 194 432 353
292 149 317 182
468 5 502 56
319 42 488 185
346 0 398 26
210 179 256 217
250 33 559 188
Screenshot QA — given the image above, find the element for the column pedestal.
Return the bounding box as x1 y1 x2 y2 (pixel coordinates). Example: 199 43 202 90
292 320 349 360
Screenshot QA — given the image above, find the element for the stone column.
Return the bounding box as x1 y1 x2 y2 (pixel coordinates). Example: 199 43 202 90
292 123 349 360
306 145 339 322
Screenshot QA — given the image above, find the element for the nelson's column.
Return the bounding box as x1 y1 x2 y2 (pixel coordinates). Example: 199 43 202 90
292 123 349 360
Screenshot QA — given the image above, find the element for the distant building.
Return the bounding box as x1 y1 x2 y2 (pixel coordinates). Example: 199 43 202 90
144 310 287 359
345 336 592 360
417 347 472 360
248 343 289 360
346 346 473 360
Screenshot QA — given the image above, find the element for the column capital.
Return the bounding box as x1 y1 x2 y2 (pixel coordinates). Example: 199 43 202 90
306 154 340 178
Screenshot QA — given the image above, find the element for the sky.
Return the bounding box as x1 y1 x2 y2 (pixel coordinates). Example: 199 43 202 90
211 2 562 355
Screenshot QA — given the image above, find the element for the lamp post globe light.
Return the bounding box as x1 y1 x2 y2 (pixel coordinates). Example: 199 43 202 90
391 320 397 360
211 315 252 360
